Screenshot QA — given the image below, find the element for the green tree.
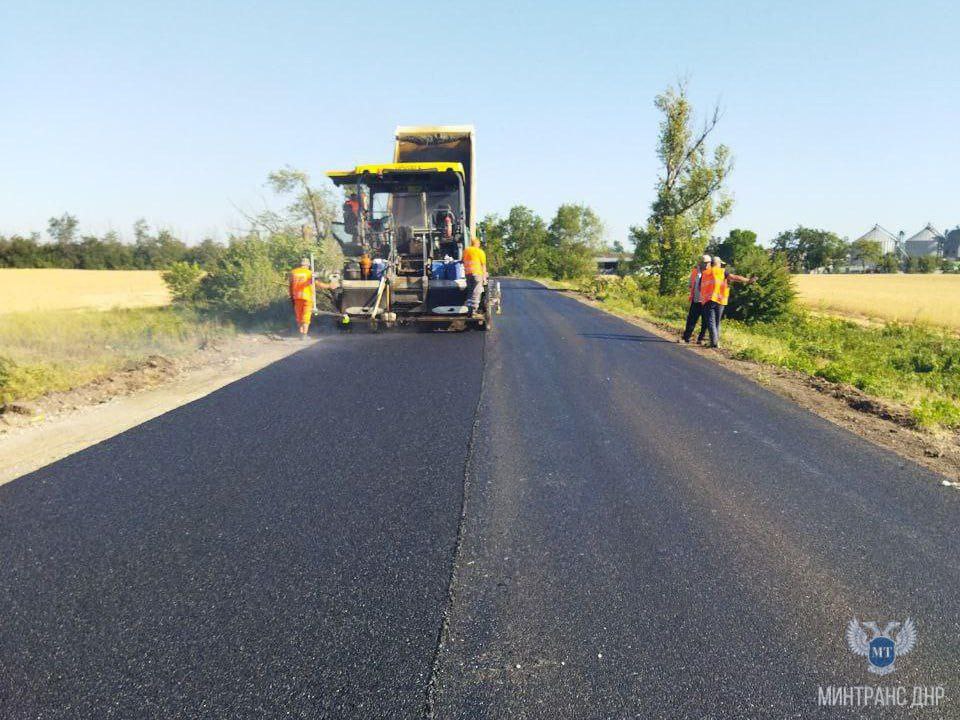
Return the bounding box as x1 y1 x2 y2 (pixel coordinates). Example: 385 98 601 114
916 255 934 273
546 203 604 279
724 252 795 322
185 238 225 269
201 235 286 313
714 228 760 265
47 213 79 244
131 221 188 269
477 214 507 274
498 205 552 277
47 213 82 267
629 225 658 273
162 261 205 303
0 234 49 267
254 167 341 274
641 81 733 295
878 253 901 273
850 238 882 270
772 226 847 272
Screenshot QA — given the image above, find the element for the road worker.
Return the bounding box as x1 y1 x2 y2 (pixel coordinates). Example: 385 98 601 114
681 254 712 343
288 258 316 338
343 193 360 237
698 257 757 348
462 235 488 317
359 253 372 280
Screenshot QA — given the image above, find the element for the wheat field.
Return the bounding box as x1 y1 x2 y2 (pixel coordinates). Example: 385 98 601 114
0 269 171 313
793 274 960 330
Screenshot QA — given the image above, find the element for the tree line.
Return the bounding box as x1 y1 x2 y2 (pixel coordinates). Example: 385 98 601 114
0 215 225 271
478 203 612 280
767 227 955 274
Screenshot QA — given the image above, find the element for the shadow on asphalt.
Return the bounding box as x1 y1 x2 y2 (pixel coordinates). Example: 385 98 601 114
578 332 670 343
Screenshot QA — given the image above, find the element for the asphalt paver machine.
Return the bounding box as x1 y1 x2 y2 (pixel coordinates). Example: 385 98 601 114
326 125 500 330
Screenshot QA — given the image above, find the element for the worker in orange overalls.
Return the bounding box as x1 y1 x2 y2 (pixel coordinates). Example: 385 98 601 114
289 258 316 338
462 235 488 317
698 257 757 348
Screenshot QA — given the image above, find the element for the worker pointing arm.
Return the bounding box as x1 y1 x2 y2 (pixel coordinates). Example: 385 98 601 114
698 257 758 348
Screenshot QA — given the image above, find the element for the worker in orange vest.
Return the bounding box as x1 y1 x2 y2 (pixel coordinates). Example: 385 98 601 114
359 253 372 280
698 257 757 348
288 258 316 338
343 193 360 237
681 253 712 343
462 235 487 317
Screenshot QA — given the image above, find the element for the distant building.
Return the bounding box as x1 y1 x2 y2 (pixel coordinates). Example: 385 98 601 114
595 255 623 275
854 224 898 256
854 223 958 260
903 223 945 258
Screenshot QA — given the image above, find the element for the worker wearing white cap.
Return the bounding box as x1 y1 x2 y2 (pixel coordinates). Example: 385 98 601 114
681 254 713 343
698 256 758 348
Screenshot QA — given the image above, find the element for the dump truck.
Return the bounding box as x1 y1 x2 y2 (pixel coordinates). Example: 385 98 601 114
326 125 500 330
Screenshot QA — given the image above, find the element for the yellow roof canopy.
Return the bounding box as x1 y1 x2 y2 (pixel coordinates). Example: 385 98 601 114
327 161 464 185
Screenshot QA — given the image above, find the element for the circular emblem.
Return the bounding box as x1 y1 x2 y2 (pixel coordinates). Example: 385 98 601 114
869 637 895 668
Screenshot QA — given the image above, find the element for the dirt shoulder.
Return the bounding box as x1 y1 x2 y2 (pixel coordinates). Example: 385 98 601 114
0 333 317 486
552 285 960 484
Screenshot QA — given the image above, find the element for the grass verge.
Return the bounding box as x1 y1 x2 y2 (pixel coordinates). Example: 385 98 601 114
532 276 960 431
0 307 236 404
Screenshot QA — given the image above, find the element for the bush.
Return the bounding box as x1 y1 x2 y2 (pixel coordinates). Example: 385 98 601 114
724 252 795 323
201 237 287 314
162 261 205 303
548 243 595 280
878 253 901 273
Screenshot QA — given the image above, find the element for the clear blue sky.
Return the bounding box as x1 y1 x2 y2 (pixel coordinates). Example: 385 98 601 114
2 0 958 247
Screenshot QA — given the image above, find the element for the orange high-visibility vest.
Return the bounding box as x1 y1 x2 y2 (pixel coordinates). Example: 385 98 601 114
463 246 486 276
700 266 730 305
688 266 701 303
289 266 314 301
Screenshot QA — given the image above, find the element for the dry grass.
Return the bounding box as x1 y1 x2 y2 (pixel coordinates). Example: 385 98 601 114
0 269 170 313
793 274 960 331
0 307 232 404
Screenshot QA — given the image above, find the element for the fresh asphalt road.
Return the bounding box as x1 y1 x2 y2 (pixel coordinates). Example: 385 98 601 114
1 279 958 719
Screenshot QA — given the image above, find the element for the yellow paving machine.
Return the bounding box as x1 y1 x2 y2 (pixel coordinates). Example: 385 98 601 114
327 125 500 330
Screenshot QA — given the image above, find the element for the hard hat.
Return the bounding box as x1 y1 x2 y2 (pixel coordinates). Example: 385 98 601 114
701 254 711 263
